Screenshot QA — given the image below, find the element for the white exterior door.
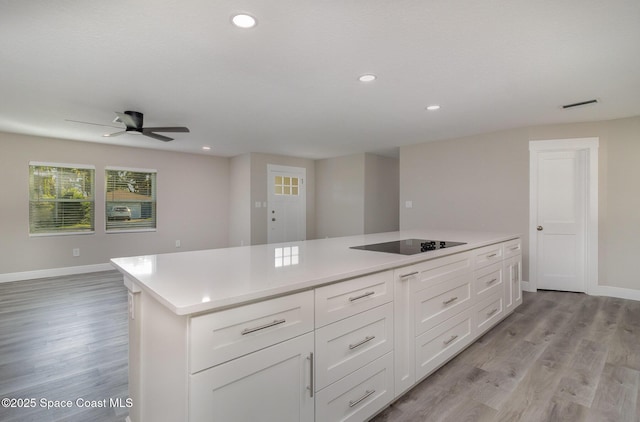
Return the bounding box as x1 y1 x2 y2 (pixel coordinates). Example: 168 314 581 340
267 165 306 244
529 139 598 293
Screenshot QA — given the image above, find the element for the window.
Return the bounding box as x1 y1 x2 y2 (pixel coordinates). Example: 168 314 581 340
274 175 299 196
106 167 157 232
29 162 95 235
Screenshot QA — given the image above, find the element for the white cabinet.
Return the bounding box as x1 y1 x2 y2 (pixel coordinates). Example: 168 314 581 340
124 236 522 422
315 302 393 390
314 271 395 421
315 352 394 422
415 308 474 380
474 262 503 301
190 291 314 372
504 255 523 314
393 238 522 398
188 293 315 422
315 270 393 328
190 332 314 422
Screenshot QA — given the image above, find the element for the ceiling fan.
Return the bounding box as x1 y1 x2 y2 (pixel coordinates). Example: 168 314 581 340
67 111 190 142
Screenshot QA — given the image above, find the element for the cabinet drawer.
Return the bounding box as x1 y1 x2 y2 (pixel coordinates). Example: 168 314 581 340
474 262 503 300
315 270 392 328
315 303 393 390
474 244 503 269
190 291 314 373
406 251 473 293
475 291 504 334
414 272 473 336
315 352 394 422
503 238 522 259
415 308 474 381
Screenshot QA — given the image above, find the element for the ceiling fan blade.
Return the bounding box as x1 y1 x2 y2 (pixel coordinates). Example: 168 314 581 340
115 112 141 129
142 127 190 133
103 131 126 137
65 119 123 129
142 132 173 142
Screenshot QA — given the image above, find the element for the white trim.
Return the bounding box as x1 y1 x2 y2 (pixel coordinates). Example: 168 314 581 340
0 263 114 283
105 228 157 234
592 285 640 301
29 231 95 237
106 166 157 173
29 161 95 169
521 280 534 292
529 137 599 294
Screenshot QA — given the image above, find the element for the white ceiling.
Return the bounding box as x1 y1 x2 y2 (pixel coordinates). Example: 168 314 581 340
1 0 639 159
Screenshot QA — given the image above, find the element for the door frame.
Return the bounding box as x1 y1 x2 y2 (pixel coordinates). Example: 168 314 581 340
267 164 307 244
528 138 599 293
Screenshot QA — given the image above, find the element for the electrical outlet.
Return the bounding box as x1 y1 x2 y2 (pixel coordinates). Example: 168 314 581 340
175 240 181 248
72 248 80 257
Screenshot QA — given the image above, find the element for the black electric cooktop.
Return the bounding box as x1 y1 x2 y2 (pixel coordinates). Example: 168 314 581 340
350 238 467 255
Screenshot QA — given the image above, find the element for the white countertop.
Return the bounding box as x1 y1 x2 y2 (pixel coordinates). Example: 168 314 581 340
111 230 519 316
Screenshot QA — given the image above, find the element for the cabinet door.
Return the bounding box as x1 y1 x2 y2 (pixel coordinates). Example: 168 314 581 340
189 332 314 422
504 255 522 314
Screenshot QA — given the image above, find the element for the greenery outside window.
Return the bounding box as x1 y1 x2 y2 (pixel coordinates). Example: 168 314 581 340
106 167 157 232
29 162 95 235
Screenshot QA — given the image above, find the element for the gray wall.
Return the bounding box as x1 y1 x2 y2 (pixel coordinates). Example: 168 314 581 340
315 153 366 238
0 132 230 274
228 153 251 246
315 153 399 238
364 154 400 234
400 115 640 291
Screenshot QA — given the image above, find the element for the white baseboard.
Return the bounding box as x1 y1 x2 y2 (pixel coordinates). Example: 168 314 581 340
522 280 640 301
521 280 534 292
591 284 640 301
0 263 114 283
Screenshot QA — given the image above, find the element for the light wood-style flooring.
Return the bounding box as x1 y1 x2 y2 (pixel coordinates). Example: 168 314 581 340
372 290 640 422
0 271 128 422
1 272 639 422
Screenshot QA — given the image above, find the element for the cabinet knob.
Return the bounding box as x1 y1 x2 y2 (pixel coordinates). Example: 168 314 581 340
537 226 543 231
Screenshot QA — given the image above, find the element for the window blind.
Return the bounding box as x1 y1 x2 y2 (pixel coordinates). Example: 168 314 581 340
29 162 95 235
105 167 157 232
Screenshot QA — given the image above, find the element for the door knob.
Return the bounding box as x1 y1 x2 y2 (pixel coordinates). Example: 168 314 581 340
537 226 543 231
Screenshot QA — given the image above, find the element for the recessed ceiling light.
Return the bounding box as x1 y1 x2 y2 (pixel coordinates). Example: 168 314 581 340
232 14 257 28
202 146 211 151
426 105 441 111
358 74 376 82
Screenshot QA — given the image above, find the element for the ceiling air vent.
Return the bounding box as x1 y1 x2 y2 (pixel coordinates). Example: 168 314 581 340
562 99 598 109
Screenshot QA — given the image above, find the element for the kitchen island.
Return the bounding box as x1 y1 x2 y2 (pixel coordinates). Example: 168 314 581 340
112 230 522 422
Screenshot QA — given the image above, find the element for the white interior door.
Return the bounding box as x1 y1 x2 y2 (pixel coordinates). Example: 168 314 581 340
267 165 306 244
529 138 598 294
535 150 586 291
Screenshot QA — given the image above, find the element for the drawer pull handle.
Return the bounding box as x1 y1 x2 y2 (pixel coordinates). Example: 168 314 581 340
486 308 499 317
400 271 419 279
307 352 314 398
442 297 458 305
486 278 498 285
349 389 376 408
487 253 498 258
349 291 375 302
241 318 286 335
349 335 376 350
510 246 520 251
443 334 458 345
